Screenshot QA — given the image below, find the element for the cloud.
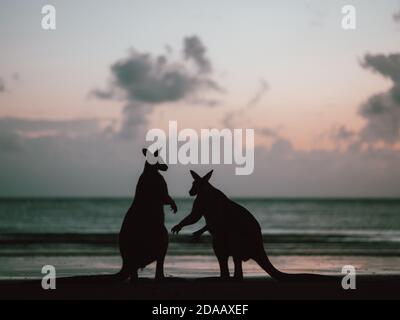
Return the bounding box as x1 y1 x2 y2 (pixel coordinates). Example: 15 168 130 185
222 79 268 128
330 125 356 142
362 54 400 83
250 144 400 197
247 79 268 109
0 117 144 196
305 1 329 27
394 10 400 22
357 53 400 145
0 117 108 155
1 115 400 197
0 117 101 136
358 90 400 144
0 115 398 197
93 36 221 139
164 140 400 198
108 51 216 103
258 127 279 139
0 73 21 93
117 103 152 139
326 53 400 148
183 35 212 73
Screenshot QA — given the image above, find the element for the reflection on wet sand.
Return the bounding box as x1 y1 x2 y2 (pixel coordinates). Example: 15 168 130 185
2 255 400 280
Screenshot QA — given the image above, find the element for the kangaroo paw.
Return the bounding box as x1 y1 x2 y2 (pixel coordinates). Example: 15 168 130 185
233 274 244 281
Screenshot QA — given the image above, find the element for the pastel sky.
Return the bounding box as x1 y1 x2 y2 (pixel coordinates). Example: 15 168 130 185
1 0 400 197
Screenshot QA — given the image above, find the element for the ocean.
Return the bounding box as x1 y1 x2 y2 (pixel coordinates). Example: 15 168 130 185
1 198 400 279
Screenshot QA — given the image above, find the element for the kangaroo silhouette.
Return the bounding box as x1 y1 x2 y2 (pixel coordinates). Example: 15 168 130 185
118 148 177 282
172 170 335 282
191 225 208 240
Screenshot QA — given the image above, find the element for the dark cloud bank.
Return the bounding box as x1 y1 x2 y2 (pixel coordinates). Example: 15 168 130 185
0 78 5 92
394 10 400 23
1 115 399 197
358 54 400 145
1 42 400 197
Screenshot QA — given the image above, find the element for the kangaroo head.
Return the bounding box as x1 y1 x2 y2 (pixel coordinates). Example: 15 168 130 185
189 170 213 196
142 148 168 172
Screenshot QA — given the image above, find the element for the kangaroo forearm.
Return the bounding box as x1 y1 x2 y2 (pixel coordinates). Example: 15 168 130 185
194 225 208 235
164 195 175 205
179 213 202 228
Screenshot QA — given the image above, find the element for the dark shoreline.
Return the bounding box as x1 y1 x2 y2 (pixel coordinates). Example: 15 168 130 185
1 275 400 300
1 197 400 201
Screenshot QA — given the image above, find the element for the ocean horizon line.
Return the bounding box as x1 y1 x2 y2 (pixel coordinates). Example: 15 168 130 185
1 196 400 201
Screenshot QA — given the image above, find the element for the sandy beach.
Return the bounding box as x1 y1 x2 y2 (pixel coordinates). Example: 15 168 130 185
1 274 400 300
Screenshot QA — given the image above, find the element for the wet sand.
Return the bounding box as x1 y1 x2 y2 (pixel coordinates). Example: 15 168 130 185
1 274 399 300
2 254 400 280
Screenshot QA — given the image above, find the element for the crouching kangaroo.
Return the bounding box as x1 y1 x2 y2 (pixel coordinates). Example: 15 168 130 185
172 170 336 282
118 148 177 282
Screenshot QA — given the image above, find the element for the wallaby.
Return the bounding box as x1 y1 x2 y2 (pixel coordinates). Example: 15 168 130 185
191 225 208 240
118 148 177 282
172 170 336 282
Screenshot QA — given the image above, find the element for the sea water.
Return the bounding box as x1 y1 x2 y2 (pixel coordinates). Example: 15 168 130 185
0 198 399 279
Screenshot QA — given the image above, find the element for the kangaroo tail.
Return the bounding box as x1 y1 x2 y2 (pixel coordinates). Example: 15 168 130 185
254 250 338 282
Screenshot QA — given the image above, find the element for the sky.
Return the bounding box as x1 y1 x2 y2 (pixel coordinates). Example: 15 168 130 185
1 0 400 197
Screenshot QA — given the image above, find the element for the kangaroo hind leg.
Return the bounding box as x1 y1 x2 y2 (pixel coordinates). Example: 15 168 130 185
233 256 243 281
217 255 230 280
155 255 166 281
116 259 131 282
129 268 139 285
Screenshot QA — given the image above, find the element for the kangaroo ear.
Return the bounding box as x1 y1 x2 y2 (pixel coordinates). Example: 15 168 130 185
203 170 213 182
190 170 201 180
142 148 148 156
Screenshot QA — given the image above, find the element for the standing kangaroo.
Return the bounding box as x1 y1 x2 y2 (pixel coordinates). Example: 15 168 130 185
172 170 335 282
118 148 177 282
